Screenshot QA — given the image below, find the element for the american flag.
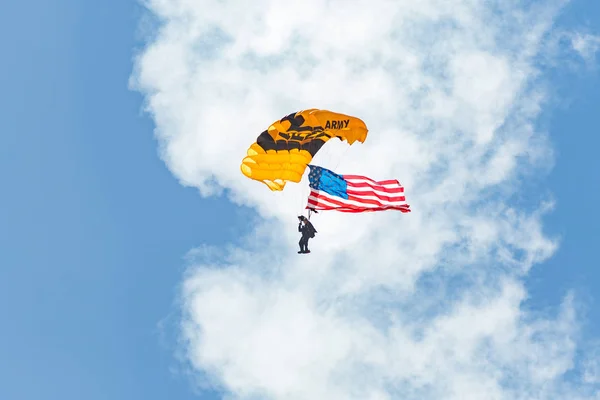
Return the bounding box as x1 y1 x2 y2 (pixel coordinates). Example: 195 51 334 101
306 165 411 213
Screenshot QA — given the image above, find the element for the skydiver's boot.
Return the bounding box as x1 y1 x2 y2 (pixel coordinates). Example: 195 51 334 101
302 243 310 254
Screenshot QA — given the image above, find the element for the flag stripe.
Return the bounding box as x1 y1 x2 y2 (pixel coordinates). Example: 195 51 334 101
307 192 410 213
310 190 408 209
345 188 406 201
343 175 400 186
346 193 405 206
345 182 405 193
308 189 410 210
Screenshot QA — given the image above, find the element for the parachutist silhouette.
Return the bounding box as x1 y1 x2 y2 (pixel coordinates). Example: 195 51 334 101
297 215 316 254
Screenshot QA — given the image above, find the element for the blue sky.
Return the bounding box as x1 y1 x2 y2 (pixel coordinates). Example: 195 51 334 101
523 1 600 329
1 0 599 399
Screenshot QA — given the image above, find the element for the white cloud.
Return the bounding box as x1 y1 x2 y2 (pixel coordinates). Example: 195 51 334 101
131 0 600 399
583 342 600 384
570 32 600 63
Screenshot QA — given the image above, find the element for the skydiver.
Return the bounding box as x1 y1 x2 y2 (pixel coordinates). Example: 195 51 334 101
297 215 317 254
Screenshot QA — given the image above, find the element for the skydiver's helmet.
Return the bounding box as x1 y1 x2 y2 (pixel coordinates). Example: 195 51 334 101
297 216 305 221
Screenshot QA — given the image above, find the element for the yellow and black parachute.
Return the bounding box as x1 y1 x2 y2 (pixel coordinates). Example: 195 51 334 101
240 109 368 191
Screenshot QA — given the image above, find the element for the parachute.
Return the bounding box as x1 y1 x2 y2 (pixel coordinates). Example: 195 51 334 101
240 109 368 191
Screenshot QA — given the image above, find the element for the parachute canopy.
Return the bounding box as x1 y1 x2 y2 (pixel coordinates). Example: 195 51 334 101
240 109 368 191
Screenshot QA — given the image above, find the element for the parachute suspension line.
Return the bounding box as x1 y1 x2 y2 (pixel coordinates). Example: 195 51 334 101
332 144 351 172
302 138 352 219
302 167 315 218
299 179 309 216
286 130 305 217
